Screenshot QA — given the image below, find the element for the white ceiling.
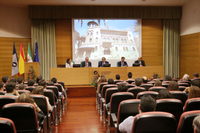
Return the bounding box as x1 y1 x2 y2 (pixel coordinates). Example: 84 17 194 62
0 0 192 8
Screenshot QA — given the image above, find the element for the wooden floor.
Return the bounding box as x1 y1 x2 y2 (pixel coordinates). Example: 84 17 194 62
52 97 109 133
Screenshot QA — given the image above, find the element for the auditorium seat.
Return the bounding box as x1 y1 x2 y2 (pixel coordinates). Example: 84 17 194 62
162 81 171 84
147 81 155 85
178 81 191 86
140 84 153 91
0 117 17 133
116 82 128 85
107 92 134 132
132 112 177 133
153 79 163 82
112 99 140 133
149 86 166 92
0 91 6 95
178 82 189 87
54 83 66 110
169 91 187 106
17 90 31 94
179 86 186 91
183 98 200 112
156 99 183 123
25 86 35 93
125 79 135 84
177 110 200 133
162 83 169 88
126 84 135 89
0 96 17 115
172 78 178 82
128 87 146 98
136 91 158 99
114 80 123 84
1 103 47 133
96 82 107 107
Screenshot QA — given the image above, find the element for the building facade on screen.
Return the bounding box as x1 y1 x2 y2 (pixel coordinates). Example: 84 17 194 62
73 19 140 60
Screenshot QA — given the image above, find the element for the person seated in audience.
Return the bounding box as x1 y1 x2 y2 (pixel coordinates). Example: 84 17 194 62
27 79 35 86
114 74 122 83
5 81 20 97
32 86 52 111
51 77 65 93
141 76 148 84
117 57 128 67
180 74 190 81
193 73 199 79
9 78 17 84
134 57 146 66
47 81 54 86
167 81 179 91
108 78 114 84
157 90 173 99
2 76 9 85
17 77 24 84
184 86 200 99
154 80 162 87
163 75 172 81
135 77 142 87
36 76 42 84
97 76 107 94
81 57 92 67
18 84 25 90
98 57 109 67
66 58 73 68
0 82 4 91
16 93 45 122
191 79 200 88
193 115 200 133
119 95 156 133
127 72 133 80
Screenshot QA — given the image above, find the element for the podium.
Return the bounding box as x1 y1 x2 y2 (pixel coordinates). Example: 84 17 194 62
24 62 40 81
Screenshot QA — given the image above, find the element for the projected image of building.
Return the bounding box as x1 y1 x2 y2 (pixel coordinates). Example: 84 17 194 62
75 21 139 60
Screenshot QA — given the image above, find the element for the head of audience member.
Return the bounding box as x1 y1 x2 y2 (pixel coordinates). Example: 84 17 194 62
188 86 200 99
154 80 162 87
191 80 200 88
17 77 24 84
164 75 172 81
32 86 44 95
85 57 89 62
138 57 142 62
139 95 156 114
193 73 199 79
51 77 57 83
121 57 125 62
102 57 106 63
18 84 25 90
193 115 200 133
157 90 173 100
16 93 34 104
118 83 128 92
142 76 148 83
182 74 190 81
0 82 4 91
167 81 179 91
108 78 114 84
5 81 16 94
36 76 42 84
2 76 9 84
127 72 132 79
66 58 71 64
27 79 35 86
135 77 142 86
9 78 17 83
38 79 46 88
47 81 54 86
116 74 120 80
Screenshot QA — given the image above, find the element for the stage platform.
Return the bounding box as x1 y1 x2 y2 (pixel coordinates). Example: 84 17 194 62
66 85 96 98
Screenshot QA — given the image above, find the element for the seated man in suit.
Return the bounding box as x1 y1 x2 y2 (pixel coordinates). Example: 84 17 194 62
81 57 92 67
117 57 128 67
134 57 146 66
98 57 109 67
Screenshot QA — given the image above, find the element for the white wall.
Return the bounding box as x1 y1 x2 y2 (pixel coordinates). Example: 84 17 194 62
0 6 31 38
180 0 200 36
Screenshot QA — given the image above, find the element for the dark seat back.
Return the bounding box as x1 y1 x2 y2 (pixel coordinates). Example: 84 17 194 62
0 91 6 95
156 99 183 123
116 82 128 85
177 110 200 133
179 86 186 91
137 91 158 99
57 81 65 89
149 86 166 92
46 86 60 99
44 89 55 106
184 98 200 112
101 85 117 99
17 90 31 95
99 82 108 94
54 83 63 92
125 79 135 84
178 81 191 86
178 82 189 87
128 87 146 98
25 86 35 93
126 84 135 89
114 80 123 84
0 117 17 133
169 91 187 106
140 84 153 91
1 103 40 132
132 112 177 133
162 83 169 88
0 96 17 115
105 88 118 104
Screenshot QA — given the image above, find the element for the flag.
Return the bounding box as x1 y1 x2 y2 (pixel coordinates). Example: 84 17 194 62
34 42 39 62
19 42 25 75
12 42 19 76
27 42 33 62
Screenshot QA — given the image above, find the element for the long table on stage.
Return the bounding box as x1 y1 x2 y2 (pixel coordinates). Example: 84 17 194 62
50 66 163 85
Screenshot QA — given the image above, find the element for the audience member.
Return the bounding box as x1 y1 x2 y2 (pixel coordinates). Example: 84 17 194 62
184 86 200 99
0 82 4 91
2 76 9 85
32 86 52 111
142 76 148 84
164 75 172 81
193 73 199 79
18 84 25 90
191 80 200 88
9 78 17 84
27 79 35 86
16 93 45 122
119 95 156 133
117 57 128 67
180 74 190 81
108 78 114 84
157 90 173 99
36 76 42 84
17 77 24 84
154 80 162 87
5 81 20 97
116 74 120 80
51 77 65 93
193 115 200 133
98 57 109 67
97 77 107 94
47 81 54 86
135 77 142 87
167 81 179 91
66 58 73 68
127 72 133 79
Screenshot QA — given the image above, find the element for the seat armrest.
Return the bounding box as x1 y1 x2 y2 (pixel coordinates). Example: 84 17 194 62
101 98 105 103
111 113 117 124
39 116 47 125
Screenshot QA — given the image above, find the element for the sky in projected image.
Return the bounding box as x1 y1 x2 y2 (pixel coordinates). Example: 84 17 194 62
72 19 141 66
